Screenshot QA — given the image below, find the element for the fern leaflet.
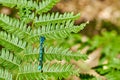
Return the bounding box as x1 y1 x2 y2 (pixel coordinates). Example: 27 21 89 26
0 0 37 9
0 68 12 80
0 31 26 52
17 63 77 80
29 21 88 42
36 0 60 13
23 46 87 62
0 14 31 39
0 48 20 70
35 12 80 26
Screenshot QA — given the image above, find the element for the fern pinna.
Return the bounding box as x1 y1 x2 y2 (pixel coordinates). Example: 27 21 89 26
0 0 88 80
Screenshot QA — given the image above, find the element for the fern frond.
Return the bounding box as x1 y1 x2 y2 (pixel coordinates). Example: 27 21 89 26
0 0 37 9
36 0 60 14
17 63 77 80
0 48 20 70
0 14 31 39
30 21 88 42
23 46 87 62
44 46 87 61
0 0 60 13
35 12 80 26
0 68 12 80
0 31 26 52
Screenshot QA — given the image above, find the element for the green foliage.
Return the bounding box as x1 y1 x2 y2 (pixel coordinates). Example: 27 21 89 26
90 31 120 65
0 0 60 13
0 0 87 80
51 31 120 80
17 63 76 80
0 31 26 52
0 14 31 39
30 21 87 42
23 46 87 62
0 68 12 80
106 70 120 80
0 48 20 70
84 31 120 80
34 12 80 26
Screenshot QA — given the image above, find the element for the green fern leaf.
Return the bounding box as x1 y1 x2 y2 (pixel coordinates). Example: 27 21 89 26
0 0 60 13
44 46 87 61
0 68 12 80
29 21 88 42
23 46 87 62
16 63 77 80
34 12 80 26
36 0 60 13
0 31 26 52
0 0 37 9
0 48 21 70
0 14 31 39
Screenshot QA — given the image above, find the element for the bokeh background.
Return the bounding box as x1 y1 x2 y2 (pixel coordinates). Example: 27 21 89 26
0 0 120 80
